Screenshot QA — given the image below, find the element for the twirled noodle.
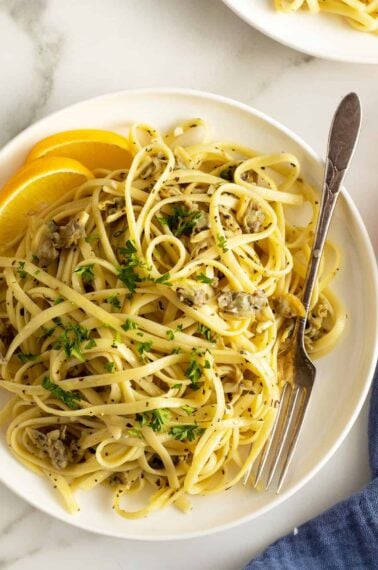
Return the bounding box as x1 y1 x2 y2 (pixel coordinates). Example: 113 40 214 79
275 0 378 33
0 119 345 518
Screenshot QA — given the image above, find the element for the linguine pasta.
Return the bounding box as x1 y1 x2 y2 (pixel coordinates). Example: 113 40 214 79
0 119 345 518
275 0 378 33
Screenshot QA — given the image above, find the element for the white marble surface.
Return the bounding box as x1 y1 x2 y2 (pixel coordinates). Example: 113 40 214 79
0 1 376 569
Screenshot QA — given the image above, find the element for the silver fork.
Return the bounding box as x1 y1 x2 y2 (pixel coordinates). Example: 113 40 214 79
244 92 362 493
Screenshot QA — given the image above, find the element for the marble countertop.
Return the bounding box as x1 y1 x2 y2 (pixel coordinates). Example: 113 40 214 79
0 1 376 569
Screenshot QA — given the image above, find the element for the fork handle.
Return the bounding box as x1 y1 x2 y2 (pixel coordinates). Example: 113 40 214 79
299 93 362 335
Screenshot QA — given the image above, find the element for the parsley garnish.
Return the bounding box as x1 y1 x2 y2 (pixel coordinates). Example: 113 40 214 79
121 318 138 331
16 261 27 279
136 412 148 426
74 264 95 284
85 338 97 349
136 341 153 359
117 240 143 293
54 295 64 305
150 409 171 432
17 352 37 364
170 425 205 442
195 273 213 285
106 295 121 310
127 428 142 438
197 323 216 343
166 329 175 341
136 408 171 432
182 405 195 414
217 234 229 253
53 323 94 362
119 239 138 258
42 377 81 410
156 215 169 226
104 361 115 373
172 383 182 390
85 233 100 243
185 357 202 390
166 205 202 237
204 359 211 369
155 273 171 285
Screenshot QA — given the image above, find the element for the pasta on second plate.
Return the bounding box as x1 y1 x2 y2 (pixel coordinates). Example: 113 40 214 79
0 119 345 518
275 0 378 33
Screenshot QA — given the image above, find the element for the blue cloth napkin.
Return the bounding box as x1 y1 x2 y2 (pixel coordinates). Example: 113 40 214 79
245 366 378 570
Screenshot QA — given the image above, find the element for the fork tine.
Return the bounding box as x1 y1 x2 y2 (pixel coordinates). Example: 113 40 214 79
276 388 310 493
265 385 303 489
253 383 292 488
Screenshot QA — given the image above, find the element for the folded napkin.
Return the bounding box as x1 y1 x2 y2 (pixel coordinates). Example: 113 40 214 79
245 366 378 570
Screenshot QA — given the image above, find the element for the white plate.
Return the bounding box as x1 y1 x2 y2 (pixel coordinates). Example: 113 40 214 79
0 89 377 540
223 0 378 64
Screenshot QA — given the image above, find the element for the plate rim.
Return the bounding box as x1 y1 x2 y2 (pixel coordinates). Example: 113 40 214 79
222 0 378 64
0 87 377 540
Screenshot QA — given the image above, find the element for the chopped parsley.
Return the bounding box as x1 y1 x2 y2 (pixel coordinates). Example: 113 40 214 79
170 425 205 442
217 234 228 253
16 261 27 279
150 409 171 432
127 428 142 438
195 273 214 285
42 377 81 410
117 240 143 293
136 408 171 432
172 383 182 390
54 295 64 305
17 352 37 364
166 329 175 341
156 215 169 226
197 323 216 343
118 239 138 258
155 272 171 285
74 264 95 284
52 323 94 362
185 357 202 390
121 318 138 331
104 361 115 373
204 359 211 369
136 340 153 359
106 295 121 310
85 233 100 243
165 205 202 237
84 338 97 349
181 405 195 415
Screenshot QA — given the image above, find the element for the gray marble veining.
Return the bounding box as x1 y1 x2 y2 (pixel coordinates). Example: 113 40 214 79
0 0 63 145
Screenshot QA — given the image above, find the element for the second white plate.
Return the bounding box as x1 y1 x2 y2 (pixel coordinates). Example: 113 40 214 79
223 0 378 64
